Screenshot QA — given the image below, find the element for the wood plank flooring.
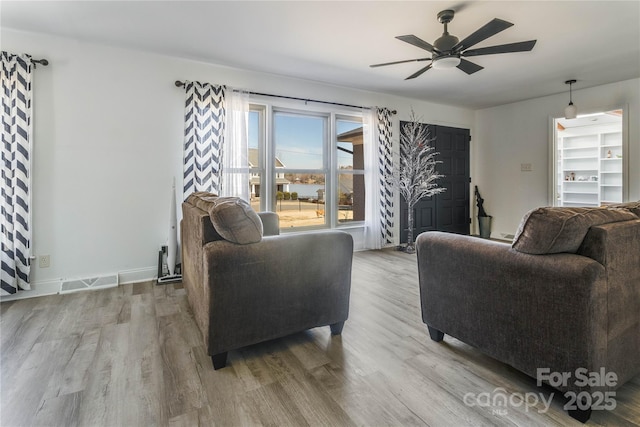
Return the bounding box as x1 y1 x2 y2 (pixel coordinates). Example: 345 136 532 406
1 249 639 426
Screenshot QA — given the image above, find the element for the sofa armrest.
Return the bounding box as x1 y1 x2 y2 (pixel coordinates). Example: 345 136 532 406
257 212 280 236
416 231 607 391
579 219 640 386
202 231 353 355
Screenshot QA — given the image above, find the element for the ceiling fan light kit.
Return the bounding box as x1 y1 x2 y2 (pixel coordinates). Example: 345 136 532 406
432 55 461 69
564 79 578 119
371 9 537 79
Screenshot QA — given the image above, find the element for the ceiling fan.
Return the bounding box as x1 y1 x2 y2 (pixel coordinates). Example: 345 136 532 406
371 9 537 79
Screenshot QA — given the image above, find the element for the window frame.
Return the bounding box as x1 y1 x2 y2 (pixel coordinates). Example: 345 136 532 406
248 101 365 232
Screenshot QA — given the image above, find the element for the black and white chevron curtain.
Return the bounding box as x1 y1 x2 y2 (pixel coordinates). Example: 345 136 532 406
182 82 226 199
1 52 32 295
377 108 394 245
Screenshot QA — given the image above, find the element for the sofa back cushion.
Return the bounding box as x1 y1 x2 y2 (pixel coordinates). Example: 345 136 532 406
607 200 640 216
512 206 637 255
186 192 263 244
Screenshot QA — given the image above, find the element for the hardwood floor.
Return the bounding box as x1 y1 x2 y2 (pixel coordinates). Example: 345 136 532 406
1 249 639 426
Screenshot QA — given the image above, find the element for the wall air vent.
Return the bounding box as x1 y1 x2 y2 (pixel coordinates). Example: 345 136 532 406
60 275 118 294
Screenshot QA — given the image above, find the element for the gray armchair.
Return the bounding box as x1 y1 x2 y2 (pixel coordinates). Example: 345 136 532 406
181 193 353 369
416 205 640 422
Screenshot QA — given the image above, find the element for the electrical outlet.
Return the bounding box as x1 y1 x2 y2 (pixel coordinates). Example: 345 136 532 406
39 255 50 268
521 163 533 172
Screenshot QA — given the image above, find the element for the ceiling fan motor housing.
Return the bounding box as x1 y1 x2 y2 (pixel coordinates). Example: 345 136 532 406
434 34 459 52
434 9 459 52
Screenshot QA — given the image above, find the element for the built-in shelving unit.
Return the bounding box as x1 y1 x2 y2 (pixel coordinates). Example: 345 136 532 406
557 123 622 207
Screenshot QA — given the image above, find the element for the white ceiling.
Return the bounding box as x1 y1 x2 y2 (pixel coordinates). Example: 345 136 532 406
2 1 639 109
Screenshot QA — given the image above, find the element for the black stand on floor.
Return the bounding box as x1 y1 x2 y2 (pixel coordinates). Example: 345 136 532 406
156 246 182 284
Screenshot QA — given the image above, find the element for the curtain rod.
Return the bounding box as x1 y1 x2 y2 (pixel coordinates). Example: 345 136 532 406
174 80 396 114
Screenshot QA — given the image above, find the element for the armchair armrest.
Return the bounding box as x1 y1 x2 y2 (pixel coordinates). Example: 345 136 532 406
257 212 280 236
416 231 607 391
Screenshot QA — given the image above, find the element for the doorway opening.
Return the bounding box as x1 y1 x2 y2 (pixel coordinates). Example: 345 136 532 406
551 108 627 207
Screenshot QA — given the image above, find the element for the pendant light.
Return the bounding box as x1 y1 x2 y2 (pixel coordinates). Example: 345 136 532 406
564 79 577 119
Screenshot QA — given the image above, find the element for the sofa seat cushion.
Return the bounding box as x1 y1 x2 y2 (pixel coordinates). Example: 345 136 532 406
512 206 637 255
187 192 263 244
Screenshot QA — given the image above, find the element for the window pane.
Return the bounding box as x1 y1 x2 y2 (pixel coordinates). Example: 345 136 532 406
249 172 261 211
274 112 324 169
275 173 325 229
336 119 364 170
338 173 365 223
337 118 365 224
249 110 262 210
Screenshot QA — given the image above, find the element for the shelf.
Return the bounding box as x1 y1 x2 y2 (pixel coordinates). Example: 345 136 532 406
558 127 623 207
562 146 598 151
562 202 600 207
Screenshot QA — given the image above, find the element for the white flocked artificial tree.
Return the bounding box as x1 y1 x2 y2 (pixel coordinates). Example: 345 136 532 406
391 110 446 253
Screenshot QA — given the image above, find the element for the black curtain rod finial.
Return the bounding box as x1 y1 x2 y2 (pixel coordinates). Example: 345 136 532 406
175 80 185 88
30 58 49 67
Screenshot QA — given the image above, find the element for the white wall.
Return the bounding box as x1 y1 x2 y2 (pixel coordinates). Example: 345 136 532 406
2 29 475 289
474 78 640 239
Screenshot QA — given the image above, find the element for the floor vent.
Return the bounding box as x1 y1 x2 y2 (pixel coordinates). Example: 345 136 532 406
60 275 119 294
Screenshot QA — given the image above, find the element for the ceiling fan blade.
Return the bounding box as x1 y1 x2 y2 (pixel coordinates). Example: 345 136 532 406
370 57 431 68
462 40 537 57
396 35 436 53
456 58 484 75
405 64 433 80
452 18 513 52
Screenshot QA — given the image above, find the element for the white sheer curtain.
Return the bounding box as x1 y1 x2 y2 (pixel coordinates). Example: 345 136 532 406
220 88 250 200
363 108 383 249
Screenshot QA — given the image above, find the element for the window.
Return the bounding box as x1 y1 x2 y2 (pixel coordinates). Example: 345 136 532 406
248 104 364 231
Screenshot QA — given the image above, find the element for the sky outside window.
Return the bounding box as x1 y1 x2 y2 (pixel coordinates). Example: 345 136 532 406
274 112 324 169
249 111 362 169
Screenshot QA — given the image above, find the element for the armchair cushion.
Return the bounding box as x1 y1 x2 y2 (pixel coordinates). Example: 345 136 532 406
207 197 263 244
512 206 636 255
186 192 263 244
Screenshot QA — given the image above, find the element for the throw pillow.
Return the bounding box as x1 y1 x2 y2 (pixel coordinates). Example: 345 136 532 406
512 206 637 255
205 197 263 244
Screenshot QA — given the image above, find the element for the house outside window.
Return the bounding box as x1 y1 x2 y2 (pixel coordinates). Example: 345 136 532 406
249 104 364 231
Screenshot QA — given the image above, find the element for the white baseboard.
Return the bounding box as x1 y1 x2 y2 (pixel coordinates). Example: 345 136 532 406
118 266 157 285
0 266 158 302
0 279 60 302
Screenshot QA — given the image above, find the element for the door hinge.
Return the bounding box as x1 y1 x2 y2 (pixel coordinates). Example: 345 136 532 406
469 177 472 183
469 218 472 224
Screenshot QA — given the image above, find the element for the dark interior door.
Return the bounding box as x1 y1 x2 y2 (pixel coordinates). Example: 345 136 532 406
400 123 470 243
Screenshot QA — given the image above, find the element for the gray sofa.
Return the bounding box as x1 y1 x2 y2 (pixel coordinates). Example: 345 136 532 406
416 203 640 422
181 192 353 370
